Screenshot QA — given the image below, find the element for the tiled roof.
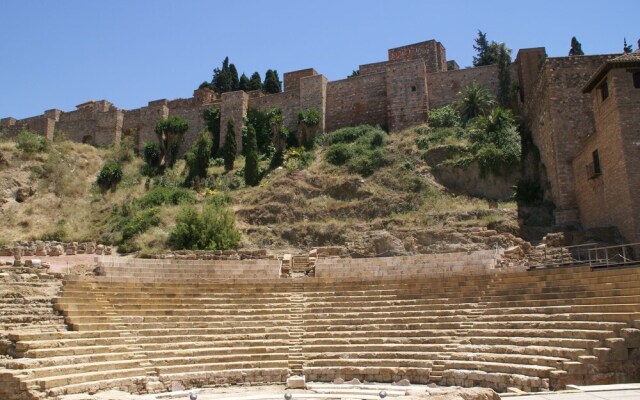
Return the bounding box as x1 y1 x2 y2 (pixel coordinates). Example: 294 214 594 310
583 53 640 93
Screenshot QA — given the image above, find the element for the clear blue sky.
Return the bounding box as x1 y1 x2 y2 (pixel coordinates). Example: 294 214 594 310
0 0 636 119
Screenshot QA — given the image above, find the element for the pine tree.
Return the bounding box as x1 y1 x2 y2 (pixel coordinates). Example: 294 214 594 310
244 125 259 186
238 73 250 91
623 38 632 54
473 30 499 67
569 37 584 56
263 69 282 94
247 72 262 91
223 119 237 171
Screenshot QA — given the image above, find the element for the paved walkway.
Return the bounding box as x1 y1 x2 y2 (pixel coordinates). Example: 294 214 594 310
502 384 640 399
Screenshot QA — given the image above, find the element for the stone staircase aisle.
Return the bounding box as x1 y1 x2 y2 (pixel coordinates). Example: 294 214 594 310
288 280 306 376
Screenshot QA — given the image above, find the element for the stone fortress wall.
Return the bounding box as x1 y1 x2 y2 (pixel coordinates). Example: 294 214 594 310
0 40 505 155
2 38 638 242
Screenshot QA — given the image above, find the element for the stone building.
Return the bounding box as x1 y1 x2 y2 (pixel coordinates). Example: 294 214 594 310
520 49 640 243
573 53 640 243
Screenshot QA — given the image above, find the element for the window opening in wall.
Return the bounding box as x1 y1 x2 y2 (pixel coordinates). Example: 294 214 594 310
600 80 609 101
411 86 417 92
633 72 640 89
587 149 602 179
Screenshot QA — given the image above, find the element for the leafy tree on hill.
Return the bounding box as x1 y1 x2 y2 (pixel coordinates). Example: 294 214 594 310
569 36 584 56
154 115 189 169
263 69 282 94
223 119 237 171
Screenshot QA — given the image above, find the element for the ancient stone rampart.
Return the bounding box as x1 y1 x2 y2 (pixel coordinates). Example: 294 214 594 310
0 39 501 154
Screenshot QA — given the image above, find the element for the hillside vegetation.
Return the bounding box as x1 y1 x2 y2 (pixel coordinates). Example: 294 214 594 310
0 120 524 256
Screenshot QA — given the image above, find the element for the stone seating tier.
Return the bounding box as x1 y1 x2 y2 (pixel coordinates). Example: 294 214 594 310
1 261 640 399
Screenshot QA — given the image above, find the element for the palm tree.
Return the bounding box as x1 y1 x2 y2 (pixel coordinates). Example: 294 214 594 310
454 82 496 124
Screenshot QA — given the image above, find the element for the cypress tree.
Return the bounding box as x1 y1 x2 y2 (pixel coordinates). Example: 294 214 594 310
185 130 213 185
238 73 250 91
244 125 259 186
623 38 632 54
569 37 584 56
223 119 237 171
229 64 240 91
203 107 221 157
247 72 262 91
263 69 282 94
496 43 512 107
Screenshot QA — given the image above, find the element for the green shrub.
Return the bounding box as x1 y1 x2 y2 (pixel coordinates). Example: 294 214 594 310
513 179 543 205
317 125 383 146
369 131 385 147
15 130 48 153
428 105 461 128
109 136 136 163
168 203 241 250
122 208 160 241
347 147 390 176
325 143 352 165
96 161 123 189
416 136 429 149
137 187 195 209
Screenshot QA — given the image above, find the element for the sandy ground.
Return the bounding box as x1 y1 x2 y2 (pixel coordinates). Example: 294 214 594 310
0 253 113 274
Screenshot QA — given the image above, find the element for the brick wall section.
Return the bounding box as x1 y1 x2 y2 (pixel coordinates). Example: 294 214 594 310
524 55 616 223
122 100 170 151
299 74 328 134
283 69 317 92
573 67 640 242
0 113 56 139
325 73 387 132
248 90 300 133
359 61 388 76
219 91 248 153
56 101 123 147
385 60 428 132
427 64 499 109
514 48 546 103
388 40 447 73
